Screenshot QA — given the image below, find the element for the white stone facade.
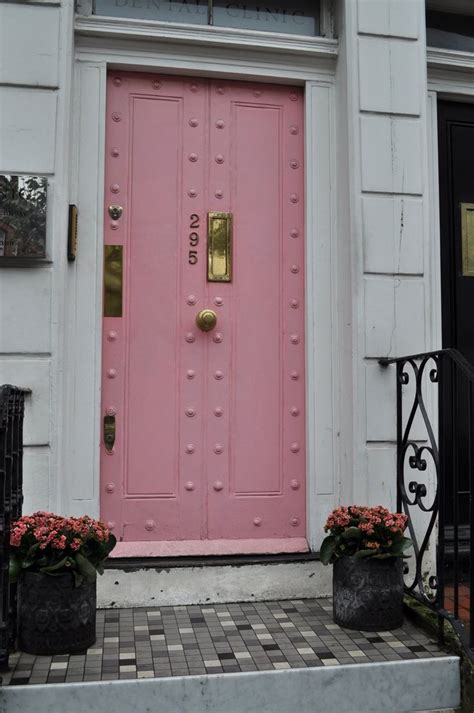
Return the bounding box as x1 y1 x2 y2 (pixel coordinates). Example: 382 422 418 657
0 0 448 562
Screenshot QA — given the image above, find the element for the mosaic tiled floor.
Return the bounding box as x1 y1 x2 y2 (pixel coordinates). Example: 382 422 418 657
3 599 449 686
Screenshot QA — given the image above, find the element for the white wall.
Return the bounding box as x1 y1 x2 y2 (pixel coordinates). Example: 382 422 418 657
337 0 433 511
0 0 74 514
0 0 439 559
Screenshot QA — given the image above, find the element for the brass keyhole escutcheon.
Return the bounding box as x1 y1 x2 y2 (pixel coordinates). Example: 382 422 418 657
196 309 217 332
108 205 123 221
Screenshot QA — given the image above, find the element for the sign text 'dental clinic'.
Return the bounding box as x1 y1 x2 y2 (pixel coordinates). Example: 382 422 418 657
94 0 320 36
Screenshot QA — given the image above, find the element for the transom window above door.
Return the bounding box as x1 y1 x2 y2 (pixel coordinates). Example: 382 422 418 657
93 0 322 37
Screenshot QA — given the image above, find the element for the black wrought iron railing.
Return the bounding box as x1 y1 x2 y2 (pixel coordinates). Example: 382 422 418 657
380 349 474 656
0 386 29 671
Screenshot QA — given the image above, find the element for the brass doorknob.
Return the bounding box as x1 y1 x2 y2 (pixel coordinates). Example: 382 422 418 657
196 309 217 332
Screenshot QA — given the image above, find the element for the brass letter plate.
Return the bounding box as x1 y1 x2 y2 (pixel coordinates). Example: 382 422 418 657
104 244 123 317
461 203 474 277
67 204 78 262
207 212 232 282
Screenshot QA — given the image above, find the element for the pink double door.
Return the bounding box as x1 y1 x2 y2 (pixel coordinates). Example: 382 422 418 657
101 72 306 556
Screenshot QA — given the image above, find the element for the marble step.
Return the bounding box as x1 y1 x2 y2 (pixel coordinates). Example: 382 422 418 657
1 657 460 713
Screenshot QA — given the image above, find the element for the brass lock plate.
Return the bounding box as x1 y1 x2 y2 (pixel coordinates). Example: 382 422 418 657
208 212 232 282
103 414 116 453
104 245 123 317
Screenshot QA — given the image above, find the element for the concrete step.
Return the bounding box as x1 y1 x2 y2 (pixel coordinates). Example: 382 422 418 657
99 558 330 608
1 657 460 713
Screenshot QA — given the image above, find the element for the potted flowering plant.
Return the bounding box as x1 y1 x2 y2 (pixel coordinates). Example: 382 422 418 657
10 512 116 655
320 506 412 631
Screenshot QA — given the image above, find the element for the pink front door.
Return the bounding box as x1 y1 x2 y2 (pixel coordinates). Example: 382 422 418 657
101 72 306 556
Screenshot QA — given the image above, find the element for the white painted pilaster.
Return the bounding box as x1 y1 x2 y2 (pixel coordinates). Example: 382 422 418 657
338 0 432 508
0 0 75 515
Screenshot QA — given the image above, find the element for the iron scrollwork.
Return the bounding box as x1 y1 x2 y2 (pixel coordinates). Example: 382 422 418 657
381 348 474 656
395 356 439 605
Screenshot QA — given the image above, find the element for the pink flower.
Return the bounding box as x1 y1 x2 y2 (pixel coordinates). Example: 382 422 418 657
10 532 22 547
51 535 67 550
366 541 380 550
323 505 410 555
9 511 114 570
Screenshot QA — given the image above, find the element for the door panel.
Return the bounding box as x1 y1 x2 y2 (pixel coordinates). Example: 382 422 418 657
207 84 306 540
102 75 208 543
101 72 306 552
232 101 283 498
438 100 474 528
126 96 181 498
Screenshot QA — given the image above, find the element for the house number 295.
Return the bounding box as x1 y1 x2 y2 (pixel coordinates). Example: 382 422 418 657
189 214 199 264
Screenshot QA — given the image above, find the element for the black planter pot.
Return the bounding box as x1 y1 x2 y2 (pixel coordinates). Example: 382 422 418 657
333 556 404 631
18 571 96 655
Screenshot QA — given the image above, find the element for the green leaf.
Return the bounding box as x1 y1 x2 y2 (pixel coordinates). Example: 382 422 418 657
354 549 376 558
9 557 21 582
319 535 337 565
21 542 42 569
341 527 362 540
103 534 117 556
75 552 97 582
390 538 413 555
73 570 84 588
25 542 40 559
40 557 68 574
372 553 394 560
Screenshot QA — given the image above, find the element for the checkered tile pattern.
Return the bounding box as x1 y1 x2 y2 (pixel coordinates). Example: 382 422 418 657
3 598 448 685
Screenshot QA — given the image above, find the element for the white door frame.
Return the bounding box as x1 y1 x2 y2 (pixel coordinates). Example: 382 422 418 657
63 17 342 552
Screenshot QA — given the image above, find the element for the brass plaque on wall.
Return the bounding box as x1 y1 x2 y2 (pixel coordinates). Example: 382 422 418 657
461 203 474 277
104 245 123 317
208 212 232 282
0 175 47 258
67 204 78 261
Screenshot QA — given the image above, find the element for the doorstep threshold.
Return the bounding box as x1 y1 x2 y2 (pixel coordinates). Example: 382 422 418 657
104 551 320 571
109 537 309 560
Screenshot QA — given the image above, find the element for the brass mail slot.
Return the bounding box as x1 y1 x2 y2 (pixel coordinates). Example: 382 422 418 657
104 244 123 317
461 203 474 277
208 212 232 282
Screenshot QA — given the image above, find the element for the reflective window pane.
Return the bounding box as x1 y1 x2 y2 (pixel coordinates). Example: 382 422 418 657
93 0 321 36
213 1 319 36
94 0 208 25
426 10 474 52
0 175 47 259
